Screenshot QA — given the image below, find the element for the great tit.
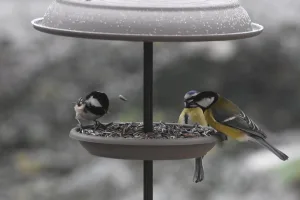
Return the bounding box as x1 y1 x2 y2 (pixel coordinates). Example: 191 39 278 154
74 91 109 130
187 91 289 161
179 90 227 183
178 90 208 183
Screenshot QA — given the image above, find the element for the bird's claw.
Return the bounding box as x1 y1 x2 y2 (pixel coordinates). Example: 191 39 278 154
104 122 113 128
76 119 85 133
93 121 113 131
211 131 228 142
76 124 87 134
76 125 83 132
194 176 204 183
93 121 102 131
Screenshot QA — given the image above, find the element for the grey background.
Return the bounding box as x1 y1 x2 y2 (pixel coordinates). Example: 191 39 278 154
0 0 299 200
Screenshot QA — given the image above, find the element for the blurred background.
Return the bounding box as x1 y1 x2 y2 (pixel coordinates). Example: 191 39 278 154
0 0 299 199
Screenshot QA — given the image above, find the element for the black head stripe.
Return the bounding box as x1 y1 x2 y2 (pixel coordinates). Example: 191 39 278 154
85 105 107 116
97 93 109 111
189 91 219 110
85 91 109 111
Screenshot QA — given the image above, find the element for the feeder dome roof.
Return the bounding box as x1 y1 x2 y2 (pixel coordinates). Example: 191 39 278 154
32 0 263 41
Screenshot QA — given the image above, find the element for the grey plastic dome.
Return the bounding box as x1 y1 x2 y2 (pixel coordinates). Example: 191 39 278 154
32 0 263 41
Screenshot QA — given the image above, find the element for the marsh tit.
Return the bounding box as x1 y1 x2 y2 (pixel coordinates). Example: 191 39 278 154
74 91 109 130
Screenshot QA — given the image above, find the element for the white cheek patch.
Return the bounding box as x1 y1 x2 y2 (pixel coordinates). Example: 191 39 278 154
197 97 214 108
86 96 102 107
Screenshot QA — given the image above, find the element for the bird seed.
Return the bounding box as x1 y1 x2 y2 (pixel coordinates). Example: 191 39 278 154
76 122 217 139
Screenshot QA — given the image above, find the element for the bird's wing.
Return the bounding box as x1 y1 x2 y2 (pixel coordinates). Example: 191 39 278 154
211 97 267 138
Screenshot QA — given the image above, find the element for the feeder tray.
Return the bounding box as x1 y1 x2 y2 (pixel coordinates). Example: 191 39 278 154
70 122 218 160
32 0 263 41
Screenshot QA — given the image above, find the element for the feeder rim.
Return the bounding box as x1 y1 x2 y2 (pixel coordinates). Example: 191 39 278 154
31 18 263 42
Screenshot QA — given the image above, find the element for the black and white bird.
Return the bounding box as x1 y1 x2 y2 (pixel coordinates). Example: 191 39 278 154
74 91 109 130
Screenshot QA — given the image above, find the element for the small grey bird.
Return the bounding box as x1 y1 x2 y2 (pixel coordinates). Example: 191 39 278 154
74 91 109 130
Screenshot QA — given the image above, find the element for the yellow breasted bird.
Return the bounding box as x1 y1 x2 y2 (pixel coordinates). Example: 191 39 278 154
179 90 227 183
186 91 289 161
178 90 207 183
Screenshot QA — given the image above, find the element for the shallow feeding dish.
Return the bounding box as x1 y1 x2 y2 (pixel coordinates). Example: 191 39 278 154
70 122 217 160
32 0 263 41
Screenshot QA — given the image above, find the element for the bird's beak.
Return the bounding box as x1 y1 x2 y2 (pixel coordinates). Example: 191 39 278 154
184 100 192 108
184 99 200 108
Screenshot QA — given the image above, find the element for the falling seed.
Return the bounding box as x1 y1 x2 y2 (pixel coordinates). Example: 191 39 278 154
119 95 128 101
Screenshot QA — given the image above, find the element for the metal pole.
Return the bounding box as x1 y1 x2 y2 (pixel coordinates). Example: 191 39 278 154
143 42 153 132
143 42 153 200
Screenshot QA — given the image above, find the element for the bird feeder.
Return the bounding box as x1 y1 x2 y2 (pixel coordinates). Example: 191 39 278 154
32 0 263 199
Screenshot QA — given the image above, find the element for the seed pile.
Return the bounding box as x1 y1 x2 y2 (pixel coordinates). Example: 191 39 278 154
77 122 217 139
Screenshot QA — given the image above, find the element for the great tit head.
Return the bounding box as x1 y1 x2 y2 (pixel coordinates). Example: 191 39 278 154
189 91 219 110
184 90 200 108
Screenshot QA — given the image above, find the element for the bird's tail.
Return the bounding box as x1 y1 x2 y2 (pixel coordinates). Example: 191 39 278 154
193 157 204 183
252 136 289 161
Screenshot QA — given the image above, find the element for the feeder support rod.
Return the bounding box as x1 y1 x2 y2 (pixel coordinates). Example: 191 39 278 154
143 42 153 132
143 42 153 200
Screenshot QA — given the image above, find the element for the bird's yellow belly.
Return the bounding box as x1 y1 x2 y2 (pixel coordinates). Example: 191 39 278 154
189 117 205 125
179 108 208 126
